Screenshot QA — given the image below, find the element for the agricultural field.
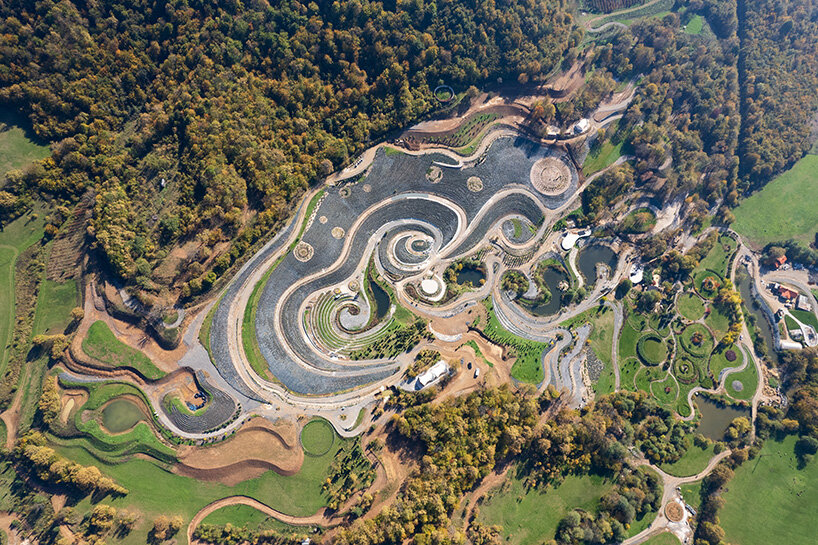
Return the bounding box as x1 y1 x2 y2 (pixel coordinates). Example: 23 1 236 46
82 321 167 379
720 435 818 545
733 154 818 247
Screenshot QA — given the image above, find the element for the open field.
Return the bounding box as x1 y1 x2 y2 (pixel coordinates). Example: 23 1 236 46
733 154 818 247
32 278 78 335
582 124 625 175
0 111 50 179
642 533 680 545
720 435 818 545
658 437 716 477
478 470 613 545
684 14 703 34
82 321 166 379
201 504 296 532
677 293 705 321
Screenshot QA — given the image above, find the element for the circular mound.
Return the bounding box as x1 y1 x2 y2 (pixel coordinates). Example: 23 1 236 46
694 269 723 299
725 350 737 362
300 419 335 456
294 241 314 262
674 358 699 384
467 176 484 192
680 323 714 357
637 333 668 365
331 227 345 239
318 215 328 224
665 501 684 522
426 165 443 183
530 157 571 195
339 186 351 198
731 379 744 392
363 183 372 192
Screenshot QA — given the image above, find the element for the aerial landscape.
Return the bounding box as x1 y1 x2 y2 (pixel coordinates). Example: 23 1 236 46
1 1 818 544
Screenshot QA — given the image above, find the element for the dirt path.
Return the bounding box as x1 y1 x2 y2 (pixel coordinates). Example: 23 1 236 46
0 513 26 545
187 496 332 544
0 368 26 449
585 0 665 31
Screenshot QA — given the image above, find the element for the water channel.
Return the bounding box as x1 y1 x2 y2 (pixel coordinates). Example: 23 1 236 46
735 268 779 365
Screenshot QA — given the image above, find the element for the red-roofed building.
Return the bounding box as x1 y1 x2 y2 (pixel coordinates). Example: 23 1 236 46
774 255 787 269
778 287 798 301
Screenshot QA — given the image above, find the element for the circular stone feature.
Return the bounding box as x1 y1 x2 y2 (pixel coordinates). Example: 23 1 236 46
331 227 345 239
530 157 571 195
294 241 314 262
319 215 328 224
339 186 351 198
363 183 372 192
426 166 443 183
732 380 744 392
665 502 684 522
421 278 440 295
467 176 484 192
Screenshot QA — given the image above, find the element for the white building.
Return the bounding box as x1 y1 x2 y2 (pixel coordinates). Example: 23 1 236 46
797 295 811 312
416 360 449 389
573 118 591 134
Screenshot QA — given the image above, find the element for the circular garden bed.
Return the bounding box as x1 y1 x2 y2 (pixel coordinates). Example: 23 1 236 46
637 333 668 365
300 418 335 456
694 269 724 300
680 323 714 357
674 358 699 384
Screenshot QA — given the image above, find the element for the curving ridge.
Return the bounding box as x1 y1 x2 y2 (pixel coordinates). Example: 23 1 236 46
208 135 579 397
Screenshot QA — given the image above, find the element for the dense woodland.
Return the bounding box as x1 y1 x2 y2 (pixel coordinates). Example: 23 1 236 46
0 0 578 304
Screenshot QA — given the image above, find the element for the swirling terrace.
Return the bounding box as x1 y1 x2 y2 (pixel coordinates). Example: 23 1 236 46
195 134 580 429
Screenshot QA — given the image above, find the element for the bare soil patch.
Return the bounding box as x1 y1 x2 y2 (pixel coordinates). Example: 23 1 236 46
665 501 684 522
175 417 303 486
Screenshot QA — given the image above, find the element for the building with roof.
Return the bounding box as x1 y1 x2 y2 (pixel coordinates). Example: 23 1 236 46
797 295 811 312
416 360 449 389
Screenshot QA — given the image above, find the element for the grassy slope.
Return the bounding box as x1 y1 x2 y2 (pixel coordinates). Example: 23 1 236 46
658 436 716 477
721 435 818 545
0 112 50 179
733 154 818 247
642 533 680 545
201 504 295 532
82 321 166 379
55 430 347 545
684 14 703 34
0 211 45 374
32 278 78 335
478 471 613 545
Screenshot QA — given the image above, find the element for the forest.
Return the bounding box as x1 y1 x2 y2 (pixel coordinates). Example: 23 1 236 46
0 0 578 305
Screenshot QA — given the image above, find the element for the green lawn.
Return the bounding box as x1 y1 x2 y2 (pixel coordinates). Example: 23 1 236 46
695 235 736 277
201 504 295 532
658 436 716 477
704 306 731 338
82 321 166 380
583 128 626 176
677 293 705 321
0 111 50 179
724 351 758 401
32 278 78 335
0 210 45 374
709 345 742 379
620 358 641 392
642 533 680 545
684 14 704 34
679 480 703 510
482 299 547 384
54 427 350 545
790 309 818 331
733 154 818 247
619 320 641 361
478 470 613 545
721 435 818 545
300 418 335 456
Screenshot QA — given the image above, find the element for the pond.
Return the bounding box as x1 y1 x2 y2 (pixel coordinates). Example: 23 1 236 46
521 267 567 316
577 244 617 286
456 265 485 287
370 279 390 320
694 395 750 441
735 269 778 365
101 398 145 434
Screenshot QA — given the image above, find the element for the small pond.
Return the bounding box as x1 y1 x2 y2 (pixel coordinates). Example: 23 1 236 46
694 395 750 441
456 265 486 287
101 398 145 434
577 244 617 286
735 269 778 365
521 267 567 317
370 280 390 320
